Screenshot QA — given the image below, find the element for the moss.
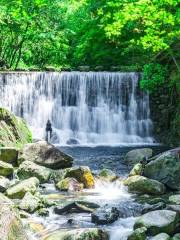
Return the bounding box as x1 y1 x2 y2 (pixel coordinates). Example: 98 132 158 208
0 108 32 148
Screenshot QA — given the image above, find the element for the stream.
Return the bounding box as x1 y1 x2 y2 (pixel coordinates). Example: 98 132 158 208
25 145 167 240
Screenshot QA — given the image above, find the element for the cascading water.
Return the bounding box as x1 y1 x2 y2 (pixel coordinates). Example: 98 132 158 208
0 71 153 145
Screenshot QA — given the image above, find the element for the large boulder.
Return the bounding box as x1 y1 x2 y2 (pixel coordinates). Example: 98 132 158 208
0 107 32 148
64 166 95 188
0 147 18 165
0 160 14 176
124 148 153 168
17 160 51 183
0 204 29 240
56 177 83 192
6 177 39 199
144 148 180 190
19 141 73 169
43 228 109 240
124 176 166 195
134 210 178 235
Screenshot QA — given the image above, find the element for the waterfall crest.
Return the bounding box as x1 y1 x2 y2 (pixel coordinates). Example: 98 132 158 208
0 72 153 145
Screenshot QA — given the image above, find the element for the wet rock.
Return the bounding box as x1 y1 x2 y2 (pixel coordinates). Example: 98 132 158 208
19 192 41 213
127 227 147 240
124 176 166 195
66 138 79 145
151 233 170 240
0 176 10 192
166 205 180 217
0 204 29 240
64 166 95 188
0 108 32 149
6 177 39 199
17 160 51 183
129 163 143 177
0 160 14 177
124 148 153 168
37 208 49 216
134 210 178 235
91 207 120 225
144 148 180 190
0 147 18 165
18 141 73 169
44 228 109 240
172 233 180 240
141 202 166 214
56 177 83 191
99 169 118 182
54 201 99 214
169 195 180 205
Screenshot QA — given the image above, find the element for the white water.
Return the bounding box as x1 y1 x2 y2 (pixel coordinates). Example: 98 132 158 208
0 71 153 145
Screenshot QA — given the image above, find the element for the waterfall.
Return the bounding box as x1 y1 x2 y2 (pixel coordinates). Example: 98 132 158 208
0 72 154 145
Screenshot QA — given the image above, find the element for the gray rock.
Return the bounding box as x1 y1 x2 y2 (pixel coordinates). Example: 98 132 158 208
142 202 166 214
56 177 83 192
91 207 120 225
18 141 73 169
151 233 170 240
166 205 180 217
99 169 118 182
144 148 180 190
134 210 178 235
19 192 41 213
169 195 180 205
124 176 166 195
17 160 51 183
125 148 153 168
172 233 180 240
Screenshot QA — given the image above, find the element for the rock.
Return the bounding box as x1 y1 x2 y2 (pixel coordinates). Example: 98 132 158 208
172 233 180 240
141 202 166 214
37 208 49 216
19 141 73 169
6 177 39 199
0 204 29 240
0 107 32 148
166 205 180 217
66 138 79 145
64 166 95 188
124 148 153 168
127 227 147 240
19 192 41 213
78 66 90 71
17 160 51 183
0 192 14 205
99 169 118 182
169 195 180 205
0 160 14 177
134 210 178 235
54 201 99 214
144 148 180 190
151 233 170 240
43 228 109 240
124 176 166 195
50 169 65 183
56 177 83 191
0 176 10 192
91 207 120 225
129 163 143 177
0 147 18 165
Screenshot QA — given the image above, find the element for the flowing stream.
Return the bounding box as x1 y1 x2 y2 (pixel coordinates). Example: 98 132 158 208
0 71 154 145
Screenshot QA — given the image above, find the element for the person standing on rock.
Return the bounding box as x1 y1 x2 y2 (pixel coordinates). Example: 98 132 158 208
46 120 52 142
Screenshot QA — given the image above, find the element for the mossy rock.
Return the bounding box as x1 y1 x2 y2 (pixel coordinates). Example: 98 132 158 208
127 227 147 240
19 192 41 213
151 233 170 240
0 147 18 165
0 160 14 176
0 108 32 148
99 169 118 182
56 177 83 191
6 177 39 199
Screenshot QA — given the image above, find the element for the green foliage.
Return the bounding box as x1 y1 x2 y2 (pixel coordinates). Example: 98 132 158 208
140 64 167 92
